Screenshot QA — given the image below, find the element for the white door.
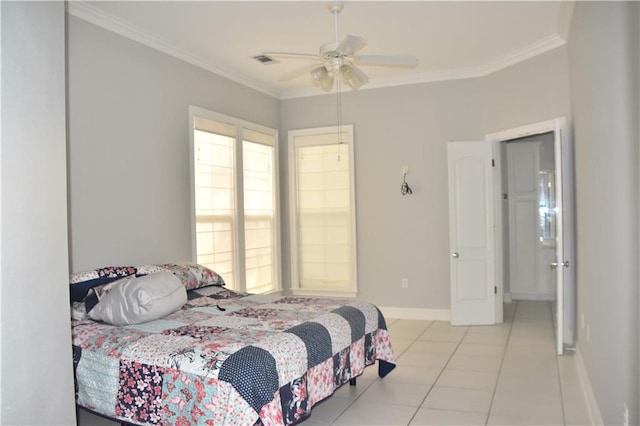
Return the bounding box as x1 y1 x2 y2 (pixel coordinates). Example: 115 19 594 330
507 142 541 298
553 119 575 354
448 141 496 325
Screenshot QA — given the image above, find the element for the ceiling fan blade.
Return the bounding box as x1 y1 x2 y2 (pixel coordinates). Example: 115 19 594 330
262 52 323 61
336 34 368 56
354 54 419 68
279 63 324 82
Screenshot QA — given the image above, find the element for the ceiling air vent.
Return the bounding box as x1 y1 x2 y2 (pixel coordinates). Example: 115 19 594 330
252 54 279 65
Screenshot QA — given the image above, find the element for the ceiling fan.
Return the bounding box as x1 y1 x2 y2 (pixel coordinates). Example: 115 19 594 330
262 2 419 92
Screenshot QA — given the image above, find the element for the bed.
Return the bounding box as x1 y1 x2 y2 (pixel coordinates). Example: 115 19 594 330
70 263 395 425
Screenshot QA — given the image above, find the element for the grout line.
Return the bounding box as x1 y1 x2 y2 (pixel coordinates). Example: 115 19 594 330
484 301 517 425
405 323 472 425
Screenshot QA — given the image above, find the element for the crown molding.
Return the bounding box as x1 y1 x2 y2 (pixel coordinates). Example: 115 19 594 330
280 66 483 99
67 1 281 99
478 33 566 76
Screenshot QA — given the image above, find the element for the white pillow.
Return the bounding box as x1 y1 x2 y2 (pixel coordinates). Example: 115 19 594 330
89 272 187 326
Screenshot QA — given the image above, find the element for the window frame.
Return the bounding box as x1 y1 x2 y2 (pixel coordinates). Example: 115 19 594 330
288 125 358 298
189 105 281 294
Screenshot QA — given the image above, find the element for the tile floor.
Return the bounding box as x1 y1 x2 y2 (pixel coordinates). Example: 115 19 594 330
78 301 592 426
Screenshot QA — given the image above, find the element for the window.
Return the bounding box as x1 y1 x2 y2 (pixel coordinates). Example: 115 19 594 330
189 106 279 293
288 125 357 297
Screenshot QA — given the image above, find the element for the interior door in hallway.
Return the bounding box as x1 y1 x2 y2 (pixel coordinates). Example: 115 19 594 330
447 141 497 326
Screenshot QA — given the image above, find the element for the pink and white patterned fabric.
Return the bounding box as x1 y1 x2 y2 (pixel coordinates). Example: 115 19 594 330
72 287 395 425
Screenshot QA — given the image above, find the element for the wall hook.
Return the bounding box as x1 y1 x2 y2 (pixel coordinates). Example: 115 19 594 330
401 167 413 196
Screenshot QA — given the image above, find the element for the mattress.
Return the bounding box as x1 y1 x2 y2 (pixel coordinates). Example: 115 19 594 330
72 286 395 425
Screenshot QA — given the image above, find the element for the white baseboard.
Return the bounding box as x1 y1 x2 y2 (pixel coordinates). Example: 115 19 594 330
575 348 604 425
378 306 451 322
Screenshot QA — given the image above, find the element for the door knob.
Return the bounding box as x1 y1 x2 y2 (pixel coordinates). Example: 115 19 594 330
551 261 570 270
452 252 460 258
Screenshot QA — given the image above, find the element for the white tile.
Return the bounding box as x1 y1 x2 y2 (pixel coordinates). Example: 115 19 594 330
462 332 509 346
496 371 561 394
389 320 433 339
511 317 553 328
418 329 466 343
308 395 353 424
361 362 383 380
504 341 557 359
500 353 559 377
406 340 459 355
390 337 417 357
397 351 451 369
487 413 564 426
455 342 505 358
410 408 487 425
468 323 511 333
446 354 503 373
509 327 555 342
490 388 564 422
436 369 498 391
333 401 418 425
422 386 493 414
358 379 432 407
428 321 468 333
333 377 376 401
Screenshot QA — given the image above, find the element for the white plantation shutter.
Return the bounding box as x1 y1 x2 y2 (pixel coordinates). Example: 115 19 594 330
243 135 276 294
289 126 357 296
193 130 236 288
190 107 279 293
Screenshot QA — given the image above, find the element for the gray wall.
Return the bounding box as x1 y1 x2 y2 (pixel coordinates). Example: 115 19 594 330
1 2 76 424
281 80 484 310
281 47 570 311
567 2 639 424
483 46 571 134
67 17 280 273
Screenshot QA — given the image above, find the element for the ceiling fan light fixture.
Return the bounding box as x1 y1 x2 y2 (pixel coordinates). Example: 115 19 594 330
310 65 328 87
310 65 335 92
320 74 334 92
340 63 367 90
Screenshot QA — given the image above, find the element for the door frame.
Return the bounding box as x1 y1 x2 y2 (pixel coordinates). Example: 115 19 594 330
486 117 572 354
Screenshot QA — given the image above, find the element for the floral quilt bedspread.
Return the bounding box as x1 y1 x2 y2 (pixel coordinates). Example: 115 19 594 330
72 287 395 425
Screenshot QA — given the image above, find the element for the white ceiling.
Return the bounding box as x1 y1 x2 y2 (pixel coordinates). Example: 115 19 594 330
68 1 573 99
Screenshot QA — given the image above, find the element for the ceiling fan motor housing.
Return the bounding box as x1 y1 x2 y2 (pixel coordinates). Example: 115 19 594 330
320 42 341 59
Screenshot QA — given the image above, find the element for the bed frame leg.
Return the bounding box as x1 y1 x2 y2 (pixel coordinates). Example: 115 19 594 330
349 378 357 386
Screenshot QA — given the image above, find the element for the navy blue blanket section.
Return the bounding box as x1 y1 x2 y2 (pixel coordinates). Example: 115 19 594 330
218 346 279 413
218 305 395 416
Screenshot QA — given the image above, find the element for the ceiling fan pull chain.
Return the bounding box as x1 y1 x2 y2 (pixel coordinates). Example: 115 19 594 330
336 76 343 162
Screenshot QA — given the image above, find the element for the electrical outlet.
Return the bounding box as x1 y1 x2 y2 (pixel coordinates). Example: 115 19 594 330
401 278 409 289
623 404 629 426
